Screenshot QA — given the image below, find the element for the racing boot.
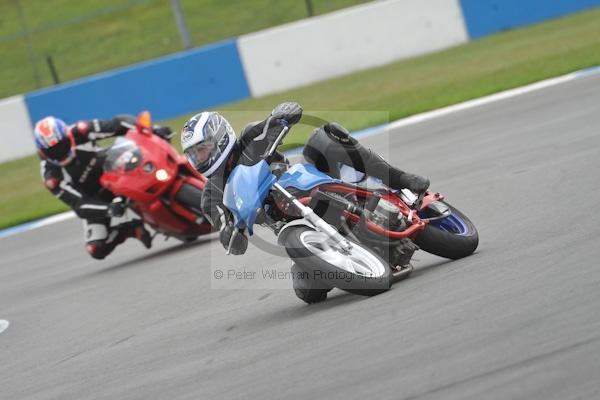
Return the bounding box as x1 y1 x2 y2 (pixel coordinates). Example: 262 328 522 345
133 221 153 249
118 220 152 249
362 149 430 194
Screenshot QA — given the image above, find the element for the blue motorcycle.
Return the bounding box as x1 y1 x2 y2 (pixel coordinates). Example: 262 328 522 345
223 122 478 304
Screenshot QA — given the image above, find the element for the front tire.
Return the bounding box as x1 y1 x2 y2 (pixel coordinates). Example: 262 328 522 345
291 263 331 304
174 182 204 216
182 235 199 243
282 226 392 296
415 202 478 260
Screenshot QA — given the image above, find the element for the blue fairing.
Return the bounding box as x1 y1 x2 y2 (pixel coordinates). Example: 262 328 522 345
278 163 340 191
223 160 276 235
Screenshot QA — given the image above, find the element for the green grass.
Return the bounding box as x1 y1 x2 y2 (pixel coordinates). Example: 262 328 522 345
0 155 70 228
0 0 369 98
2 7 600 229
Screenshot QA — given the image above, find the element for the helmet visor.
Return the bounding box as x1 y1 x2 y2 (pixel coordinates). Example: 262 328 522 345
184 140 223 174
44 138 73 164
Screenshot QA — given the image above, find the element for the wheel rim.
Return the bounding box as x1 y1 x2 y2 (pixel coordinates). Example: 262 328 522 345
299 231 386 278
430 213 469 236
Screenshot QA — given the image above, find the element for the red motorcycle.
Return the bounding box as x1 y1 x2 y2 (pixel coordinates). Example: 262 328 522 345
100 112 213 241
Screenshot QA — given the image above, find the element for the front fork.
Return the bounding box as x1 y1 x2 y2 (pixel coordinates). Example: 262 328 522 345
272 183 353 252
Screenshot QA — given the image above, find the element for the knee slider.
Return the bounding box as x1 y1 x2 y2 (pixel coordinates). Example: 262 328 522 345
86 241 108 260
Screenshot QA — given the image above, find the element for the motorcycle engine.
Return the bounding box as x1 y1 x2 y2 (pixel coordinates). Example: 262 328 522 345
357 196 416 269
368 199 406 231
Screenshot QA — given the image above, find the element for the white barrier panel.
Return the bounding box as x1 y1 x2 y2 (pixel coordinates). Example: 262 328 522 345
238 0 469 97
0 95 35 162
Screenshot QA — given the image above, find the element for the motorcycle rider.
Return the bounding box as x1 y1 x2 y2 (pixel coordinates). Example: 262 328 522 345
35 115 173 259
181 101 430 256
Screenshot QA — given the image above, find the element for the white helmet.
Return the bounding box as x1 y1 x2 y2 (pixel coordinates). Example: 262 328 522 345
181 112 236 177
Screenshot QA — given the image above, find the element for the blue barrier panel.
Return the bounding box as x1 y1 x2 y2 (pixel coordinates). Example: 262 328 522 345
459 0 600 39
25 39 250 124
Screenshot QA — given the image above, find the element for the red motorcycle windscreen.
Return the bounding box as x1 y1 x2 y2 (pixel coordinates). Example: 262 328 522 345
104 138 143 172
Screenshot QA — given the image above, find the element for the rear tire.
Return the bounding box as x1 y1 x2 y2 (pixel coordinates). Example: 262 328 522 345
283 226 391 297
415 203 478 260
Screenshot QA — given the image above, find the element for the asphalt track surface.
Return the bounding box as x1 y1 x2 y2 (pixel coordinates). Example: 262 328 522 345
2 73 600 400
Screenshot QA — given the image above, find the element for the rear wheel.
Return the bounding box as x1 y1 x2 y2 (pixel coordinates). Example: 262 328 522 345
415 202 478 259
282 226 391 297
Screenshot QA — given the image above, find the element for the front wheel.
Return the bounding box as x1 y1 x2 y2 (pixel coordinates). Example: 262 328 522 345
181 235 199 243
415 202 478 260
282 227 392 296
174 182 204 216
291 263 331 304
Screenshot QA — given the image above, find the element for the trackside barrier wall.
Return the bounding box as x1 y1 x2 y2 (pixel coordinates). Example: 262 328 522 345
0 96 34 162
237 0 469 97
24 40 250 124
459 0 600 38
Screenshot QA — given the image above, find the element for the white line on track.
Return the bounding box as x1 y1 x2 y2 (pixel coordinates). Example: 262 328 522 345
0 211 75 240
1 65 599 240
0 320 9 334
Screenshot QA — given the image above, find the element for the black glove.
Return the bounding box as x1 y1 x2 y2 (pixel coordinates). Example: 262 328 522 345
220 223 248 255
107 202 126 218
153 125 174 141
271 102 303 126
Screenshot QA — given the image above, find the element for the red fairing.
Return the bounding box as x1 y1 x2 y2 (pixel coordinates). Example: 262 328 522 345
99 112 212 238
